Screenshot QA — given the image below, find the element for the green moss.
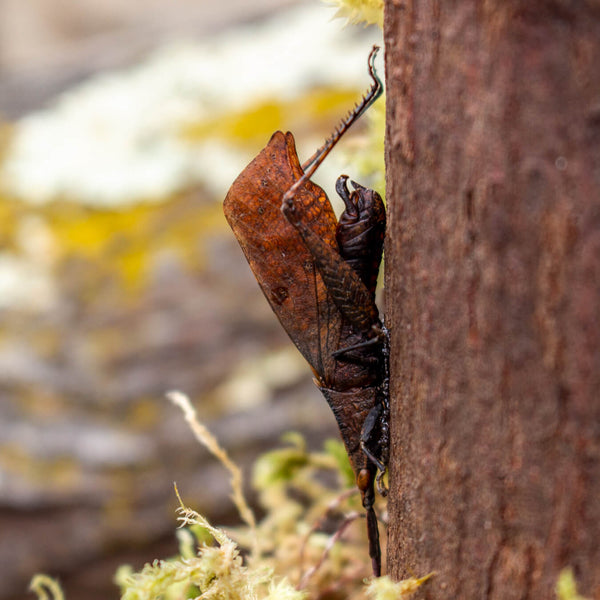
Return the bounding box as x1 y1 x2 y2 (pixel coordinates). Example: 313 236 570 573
28 407 432 600
324 438 355 487
556 568 591 600
29 575 65 600
111 432 375 600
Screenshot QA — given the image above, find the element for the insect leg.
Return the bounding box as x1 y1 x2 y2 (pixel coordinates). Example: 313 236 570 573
361 400 389 497
372 327 390 495
282 197 380 338
283 46 383 209
366 505 382 577
301 46 383 174
331 331 383 359
357 467 381 577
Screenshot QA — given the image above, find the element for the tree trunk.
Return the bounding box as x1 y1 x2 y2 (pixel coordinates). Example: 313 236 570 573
383 2 600 598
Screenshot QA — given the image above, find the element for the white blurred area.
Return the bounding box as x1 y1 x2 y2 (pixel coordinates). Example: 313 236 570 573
0 0 381 206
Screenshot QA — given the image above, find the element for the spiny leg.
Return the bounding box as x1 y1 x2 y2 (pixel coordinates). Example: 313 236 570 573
282 45 383 208
281 202 380 337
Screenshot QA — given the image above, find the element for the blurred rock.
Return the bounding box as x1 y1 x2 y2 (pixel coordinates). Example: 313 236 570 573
0 187 336 600
0 0 302 118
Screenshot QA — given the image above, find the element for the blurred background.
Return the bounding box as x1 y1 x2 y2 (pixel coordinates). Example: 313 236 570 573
0 1 382 598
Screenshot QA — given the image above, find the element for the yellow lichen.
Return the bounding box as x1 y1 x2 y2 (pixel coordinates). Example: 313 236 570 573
182 88 362 149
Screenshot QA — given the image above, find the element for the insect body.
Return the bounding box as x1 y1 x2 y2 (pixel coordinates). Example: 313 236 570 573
223 46 388 576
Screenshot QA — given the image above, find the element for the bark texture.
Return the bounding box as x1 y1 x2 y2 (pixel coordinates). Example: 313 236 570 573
383 2 600 598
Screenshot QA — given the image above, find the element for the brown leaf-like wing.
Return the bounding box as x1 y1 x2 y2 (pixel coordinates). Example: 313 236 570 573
223 131 342 382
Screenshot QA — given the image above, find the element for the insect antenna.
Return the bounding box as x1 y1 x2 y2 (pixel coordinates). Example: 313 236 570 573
282 45 383 206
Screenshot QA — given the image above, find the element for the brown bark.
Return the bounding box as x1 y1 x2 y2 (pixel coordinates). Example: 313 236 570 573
383 2 600 598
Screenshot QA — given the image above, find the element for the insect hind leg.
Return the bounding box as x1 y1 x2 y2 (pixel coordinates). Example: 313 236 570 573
360 395 389 497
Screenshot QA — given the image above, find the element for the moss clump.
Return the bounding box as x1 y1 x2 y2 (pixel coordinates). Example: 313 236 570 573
30 392 430 599
29 575 65 600
556 568 592 600
325 0 384 28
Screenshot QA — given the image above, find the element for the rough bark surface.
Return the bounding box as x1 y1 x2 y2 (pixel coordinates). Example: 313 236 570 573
383 2 600 598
